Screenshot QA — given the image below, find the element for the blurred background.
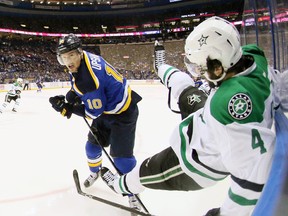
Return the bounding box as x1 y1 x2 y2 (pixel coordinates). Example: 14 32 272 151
0 0 287 85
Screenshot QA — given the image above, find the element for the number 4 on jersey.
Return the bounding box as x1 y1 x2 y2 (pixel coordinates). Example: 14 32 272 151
251 129 267 154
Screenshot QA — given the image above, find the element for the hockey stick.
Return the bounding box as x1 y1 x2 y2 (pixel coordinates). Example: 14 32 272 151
73 169 153 216
83 117 120 173
82 117 150 214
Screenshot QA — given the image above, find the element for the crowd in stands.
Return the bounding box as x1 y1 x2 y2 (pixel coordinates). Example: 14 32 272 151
0 35 187 84
0 36 68 84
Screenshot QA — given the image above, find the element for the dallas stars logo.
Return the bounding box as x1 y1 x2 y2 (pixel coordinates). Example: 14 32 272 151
228 93 252 120
198 35 209 47
187 94 201 106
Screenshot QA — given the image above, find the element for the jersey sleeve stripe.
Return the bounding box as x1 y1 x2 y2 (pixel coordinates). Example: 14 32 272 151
103 84 131 114
84 51 99 89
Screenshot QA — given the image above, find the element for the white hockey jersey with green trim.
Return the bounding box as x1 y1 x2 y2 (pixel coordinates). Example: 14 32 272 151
7 82 22 97
170 44 277 216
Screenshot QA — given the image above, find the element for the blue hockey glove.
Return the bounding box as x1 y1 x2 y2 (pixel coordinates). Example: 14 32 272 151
49 95 73 119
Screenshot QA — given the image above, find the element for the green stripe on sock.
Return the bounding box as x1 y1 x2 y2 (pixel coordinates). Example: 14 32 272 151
228 188 258 206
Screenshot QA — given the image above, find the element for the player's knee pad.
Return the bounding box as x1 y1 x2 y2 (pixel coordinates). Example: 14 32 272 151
114 156 136 174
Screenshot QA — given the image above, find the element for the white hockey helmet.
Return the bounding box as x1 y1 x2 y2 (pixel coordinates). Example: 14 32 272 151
17 78 23 83
184 16 242 81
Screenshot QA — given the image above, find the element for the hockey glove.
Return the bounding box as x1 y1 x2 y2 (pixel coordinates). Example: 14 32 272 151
49 95 73 119
66 90 82 105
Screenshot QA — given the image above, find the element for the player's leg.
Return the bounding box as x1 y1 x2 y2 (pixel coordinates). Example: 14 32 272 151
134 147 202 192
108 102 140 210
108 91 141 173
12 96 21 112
84 141 102 187
83 118 109 188
0 94 12 113
102 147 203 195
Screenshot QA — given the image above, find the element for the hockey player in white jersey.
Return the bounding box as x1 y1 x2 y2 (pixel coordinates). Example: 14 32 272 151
101 16 287 216
0 78 23 113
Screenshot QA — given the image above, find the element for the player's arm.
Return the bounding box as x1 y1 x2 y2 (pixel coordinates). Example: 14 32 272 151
15 86 22 96
154 42 207 118
158 64 195 101
153 40 194 97
49 94 85 119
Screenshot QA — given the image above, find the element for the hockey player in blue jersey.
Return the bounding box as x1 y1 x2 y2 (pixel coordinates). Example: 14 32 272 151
49 34 142 210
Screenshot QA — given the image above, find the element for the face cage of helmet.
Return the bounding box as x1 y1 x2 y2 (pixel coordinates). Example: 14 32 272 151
184 55 226 87
57 48 83 70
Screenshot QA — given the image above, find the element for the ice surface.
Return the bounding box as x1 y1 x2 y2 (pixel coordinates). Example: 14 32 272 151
0 84 229 216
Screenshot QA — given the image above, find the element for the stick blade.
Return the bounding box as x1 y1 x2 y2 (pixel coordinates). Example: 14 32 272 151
73 169 82 193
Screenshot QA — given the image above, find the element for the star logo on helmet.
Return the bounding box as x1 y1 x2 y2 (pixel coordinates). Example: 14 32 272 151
198 35 209 47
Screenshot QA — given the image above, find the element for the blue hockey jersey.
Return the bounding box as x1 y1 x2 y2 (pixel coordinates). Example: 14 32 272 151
69 51 131 119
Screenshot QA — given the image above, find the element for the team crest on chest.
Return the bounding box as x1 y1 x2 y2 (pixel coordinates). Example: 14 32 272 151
228 93 252 120
187 94 201 106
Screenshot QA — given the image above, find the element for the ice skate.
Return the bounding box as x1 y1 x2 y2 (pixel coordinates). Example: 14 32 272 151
101 167 142 215
12 108 17 112
128 194 142 215
154 40 166 72
100 167 117 192
83 171 99 188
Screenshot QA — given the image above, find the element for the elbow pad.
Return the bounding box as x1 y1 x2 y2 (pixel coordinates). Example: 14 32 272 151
178 86 207 119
